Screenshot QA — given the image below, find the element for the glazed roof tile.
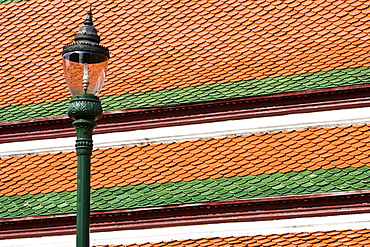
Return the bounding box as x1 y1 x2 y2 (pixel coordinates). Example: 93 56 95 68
95 229 370 246
3 65 369 123
2 66 369 122
1 0 370 121
1 124 370 218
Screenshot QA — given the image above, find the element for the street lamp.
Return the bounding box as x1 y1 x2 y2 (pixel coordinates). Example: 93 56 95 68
62 10 109 247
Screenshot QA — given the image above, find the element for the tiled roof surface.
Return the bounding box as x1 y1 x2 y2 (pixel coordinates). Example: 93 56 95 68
94 229 370 246
1 66 370 123
1 0 370 120
1 124 370 218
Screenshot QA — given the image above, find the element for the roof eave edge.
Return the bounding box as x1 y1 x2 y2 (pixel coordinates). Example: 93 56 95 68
1 190 370 239
1 84 370 143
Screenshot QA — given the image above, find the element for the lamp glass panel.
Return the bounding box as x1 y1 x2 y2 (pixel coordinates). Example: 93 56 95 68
63 51 108 95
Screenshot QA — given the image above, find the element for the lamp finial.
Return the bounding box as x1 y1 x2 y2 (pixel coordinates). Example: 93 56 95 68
84 8 93 26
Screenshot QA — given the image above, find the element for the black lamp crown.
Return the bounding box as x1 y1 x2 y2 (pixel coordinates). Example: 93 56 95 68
62 10 110 96
62 10 109 58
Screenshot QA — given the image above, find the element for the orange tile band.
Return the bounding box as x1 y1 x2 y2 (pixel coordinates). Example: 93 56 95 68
1 124 370 197
103 229 370 246
1 0 370 107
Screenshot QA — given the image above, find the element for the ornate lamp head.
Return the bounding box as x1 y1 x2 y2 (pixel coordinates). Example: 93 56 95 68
62 10 109 96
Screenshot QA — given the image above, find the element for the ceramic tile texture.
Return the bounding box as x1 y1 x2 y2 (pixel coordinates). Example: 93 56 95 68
94 229 370 246
1 66 370 123
1 124 370 218
2 1 370 244
1 0 370 121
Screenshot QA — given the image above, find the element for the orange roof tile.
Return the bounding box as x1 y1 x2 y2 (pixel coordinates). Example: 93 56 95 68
1 124 370 197
94 229 370 247
1 0 370 108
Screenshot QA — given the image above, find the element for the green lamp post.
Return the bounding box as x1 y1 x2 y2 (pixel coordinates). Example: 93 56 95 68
62 10 109 247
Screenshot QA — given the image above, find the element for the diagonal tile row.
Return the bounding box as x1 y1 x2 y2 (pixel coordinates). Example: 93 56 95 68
94 229 370 246
1 124 370 198
1 0 370 108
1 66 370 123
1 165 370 218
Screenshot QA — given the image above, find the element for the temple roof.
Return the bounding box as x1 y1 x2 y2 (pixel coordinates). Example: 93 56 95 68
1 0 370 244
0 0 370 122
1 124 370 219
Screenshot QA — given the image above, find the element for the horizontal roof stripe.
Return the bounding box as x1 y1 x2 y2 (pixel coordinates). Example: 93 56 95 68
101 229 370 246
1 165 370 219
2 214 370 245
4 106 370 158
1 124 370 197
1 66 370 123
1 1 370 108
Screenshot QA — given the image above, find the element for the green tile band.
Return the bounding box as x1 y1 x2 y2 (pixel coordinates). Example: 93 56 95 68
0 0 22 3
1 165 370 219
1 66 370 123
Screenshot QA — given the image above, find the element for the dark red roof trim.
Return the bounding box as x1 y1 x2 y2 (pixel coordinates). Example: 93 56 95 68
1 190 370 239
1 85 370 143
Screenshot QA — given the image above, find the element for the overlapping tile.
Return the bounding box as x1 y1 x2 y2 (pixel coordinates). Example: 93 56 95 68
1 0 370 112
1 66 370 123
1 124 369 196
1 124 370 218
94 229 370 246
5 166 368 218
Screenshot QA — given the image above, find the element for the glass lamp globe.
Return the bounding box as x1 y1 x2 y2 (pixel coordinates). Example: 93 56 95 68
62 10 109 96
63 51 108 95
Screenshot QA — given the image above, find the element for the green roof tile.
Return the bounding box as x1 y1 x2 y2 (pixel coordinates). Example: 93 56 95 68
1 165 370 219
0 0 22 3
1 67 370 123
